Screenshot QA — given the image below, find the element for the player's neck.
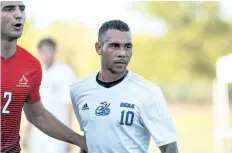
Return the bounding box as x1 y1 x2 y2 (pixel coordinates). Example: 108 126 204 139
100 69 127 83
1 39 17 59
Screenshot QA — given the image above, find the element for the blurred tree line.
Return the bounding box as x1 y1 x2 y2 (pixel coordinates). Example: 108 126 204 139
132 1 232 103
132 1 231 82
18 1 232 103
131 1 232 102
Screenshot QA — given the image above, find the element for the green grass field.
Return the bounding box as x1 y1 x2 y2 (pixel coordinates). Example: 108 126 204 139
20 103 231 153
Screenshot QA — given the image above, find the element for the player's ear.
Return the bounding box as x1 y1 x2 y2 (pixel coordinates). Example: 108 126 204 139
95 42 102 55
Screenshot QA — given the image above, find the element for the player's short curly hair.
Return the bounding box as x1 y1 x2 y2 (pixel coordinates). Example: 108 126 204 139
98 20 131 44
38 37 56 51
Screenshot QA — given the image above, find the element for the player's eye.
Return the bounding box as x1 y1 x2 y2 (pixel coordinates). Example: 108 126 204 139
2 7 15 12
125 45 132 50
19 6 25 12
109 44 120 49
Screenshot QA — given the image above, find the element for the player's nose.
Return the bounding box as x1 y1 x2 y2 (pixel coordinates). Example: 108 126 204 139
14 8 23 20
117 47 126 58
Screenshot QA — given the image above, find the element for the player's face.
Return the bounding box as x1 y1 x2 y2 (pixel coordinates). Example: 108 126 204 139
96 29 133 74
39 45 56 66
1 1 26 40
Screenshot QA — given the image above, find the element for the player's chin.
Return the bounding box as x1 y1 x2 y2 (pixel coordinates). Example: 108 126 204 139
113 66 127 73
9 32 23 40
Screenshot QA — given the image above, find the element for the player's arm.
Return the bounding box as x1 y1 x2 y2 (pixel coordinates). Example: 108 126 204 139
23 61 87 151
23 101 87 151
78 134 87 153
159 142 178 153
140 86 178 153
79 134 87 153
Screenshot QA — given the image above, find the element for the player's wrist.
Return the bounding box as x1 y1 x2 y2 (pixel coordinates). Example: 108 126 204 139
73 134 87 152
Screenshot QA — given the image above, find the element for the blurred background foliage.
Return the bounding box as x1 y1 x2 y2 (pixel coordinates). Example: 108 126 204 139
18 1 232 103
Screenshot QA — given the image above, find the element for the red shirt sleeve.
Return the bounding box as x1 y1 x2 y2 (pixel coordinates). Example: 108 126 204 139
27 61 42 103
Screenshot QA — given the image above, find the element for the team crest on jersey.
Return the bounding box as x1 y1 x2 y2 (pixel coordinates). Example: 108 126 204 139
16 75 29 87
95 101 111 116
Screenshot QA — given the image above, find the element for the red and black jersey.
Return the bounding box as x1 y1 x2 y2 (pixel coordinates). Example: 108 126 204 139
1 45 42 153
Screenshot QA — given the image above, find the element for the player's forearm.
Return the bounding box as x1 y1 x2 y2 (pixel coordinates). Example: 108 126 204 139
29 108 87 151
79 135 87 153
159 142 178 153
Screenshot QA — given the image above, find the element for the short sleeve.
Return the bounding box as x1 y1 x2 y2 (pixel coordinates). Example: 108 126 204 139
139 87 177 147
70 89 84 131
26 61 42 103
61 67 77 104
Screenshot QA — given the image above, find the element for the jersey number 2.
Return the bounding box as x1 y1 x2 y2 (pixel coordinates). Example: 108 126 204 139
120 110 134 126
2 92 12 114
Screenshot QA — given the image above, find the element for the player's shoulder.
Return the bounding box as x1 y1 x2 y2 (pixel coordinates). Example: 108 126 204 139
128 71 161 93
17 45 40 66
70 72 97 92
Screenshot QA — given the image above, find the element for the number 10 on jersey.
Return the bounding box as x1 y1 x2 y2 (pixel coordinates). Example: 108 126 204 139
120 110 134 126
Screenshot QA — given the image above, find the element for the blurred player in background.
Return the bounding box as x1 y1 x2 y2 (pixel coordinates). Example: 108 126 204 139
23 38 77 153
71 20 178 153
1 1 87 153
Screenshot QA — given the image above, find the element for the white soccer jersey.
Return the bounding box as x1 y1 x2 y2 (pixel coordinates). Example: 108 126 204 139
70 71 177 153
30 62 76 153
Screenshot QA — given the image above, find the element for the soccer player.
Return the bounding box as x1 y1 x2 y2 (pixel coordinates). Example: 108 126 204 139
70 20 178 153
23 38 77 153
1 1 87 153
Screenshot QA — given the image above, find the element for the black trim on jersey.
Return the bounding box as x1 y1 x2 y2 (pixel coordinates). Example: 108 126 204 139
96 71 128 88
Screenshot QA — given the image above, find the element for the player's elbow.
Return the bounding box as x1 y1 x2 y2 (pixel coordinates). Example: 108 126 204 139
25 113 33 123
24 101 46 125
24 107 46 126
24 106 34 124
25 112 38 125
26 111 47 131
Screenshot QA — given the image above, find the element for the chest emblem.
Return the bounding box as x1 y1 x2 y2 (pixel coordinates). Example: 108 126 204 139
16 75 29 87
95 101 111 116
